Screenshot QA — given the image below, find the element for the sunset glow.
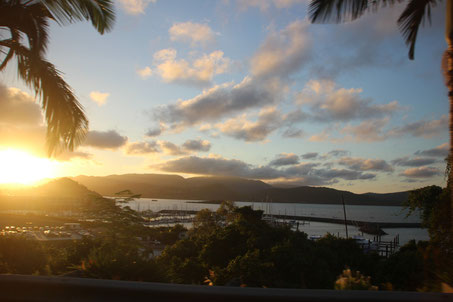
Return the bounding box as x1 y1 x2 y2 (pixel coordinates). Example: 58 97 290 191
0 149 58 185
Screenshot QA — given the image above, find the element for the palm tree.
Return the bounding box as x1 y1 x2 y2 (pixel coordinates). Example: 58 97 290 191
308 0 453 233
0 0 115 156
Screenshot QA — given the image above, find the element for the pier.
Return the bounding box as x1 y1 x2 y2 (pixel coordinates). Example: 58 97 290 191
157 209 421 229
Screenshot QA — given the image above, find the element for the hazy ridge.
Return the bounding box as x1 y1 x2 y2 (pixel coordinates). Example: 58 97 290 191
72 174 409 206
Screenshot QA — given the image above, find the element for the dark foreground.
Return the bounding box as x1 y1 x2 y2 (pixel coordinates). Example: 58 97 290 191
0 274 451 302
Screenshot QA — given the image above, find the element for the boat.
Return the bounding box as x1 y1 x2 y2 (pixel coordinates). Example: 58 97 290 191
352 235 379 252
309 235 322 241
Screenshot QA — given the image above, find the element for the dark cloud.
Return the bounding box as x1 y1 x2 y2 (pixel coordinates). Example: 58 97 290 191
269 153 299 166
338 157 394 172
84 130 128 149
391 157 438 167
315 169 376 180
152 155 378 183
401 166 440 178
415 143 448 158
145 127 162 137
282 128 304 138
328 150 350 157
182 139 211 152
151 156 280 179
159 141 186 156
153 76 283 129
301 152 318 159
388 115 448 139
335 115 446 142
126 141 159 155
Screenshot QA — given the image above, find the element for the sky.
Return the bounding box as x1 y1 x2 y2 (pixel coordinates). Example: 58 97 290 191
0 0 449 193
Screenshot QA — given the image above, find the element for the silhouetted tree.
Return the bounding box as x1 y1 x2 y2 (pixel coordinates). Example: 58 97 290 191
0 0 115 155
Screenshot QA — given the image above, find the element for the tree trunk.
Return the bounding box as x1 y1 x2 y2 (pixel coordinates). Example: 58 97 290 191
446 0 453 233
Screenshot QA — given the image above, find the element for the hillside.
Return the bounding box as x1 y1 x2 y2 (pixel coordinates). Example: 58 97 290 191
72 174 408 206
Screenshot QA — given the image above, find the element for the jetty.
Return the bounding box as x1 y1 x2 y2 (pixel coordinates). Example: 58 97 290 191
157 210 421 229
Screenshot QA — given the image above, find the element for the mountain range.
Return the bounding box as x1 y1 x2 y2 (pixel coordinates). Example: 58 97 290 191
72 174 409 206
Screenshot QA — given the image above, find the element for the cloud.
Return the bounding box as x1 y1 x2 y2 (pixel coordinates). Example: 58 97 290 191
314 169 376 180
338 157 393 172
309 129 331 142
156 141 184 156
153 76 283 129
0 84 47 154
145 124 165 137
309 4 407 80
328 150 350 157
0 84 42 126
137 66 152 78
415 143 449 158
152 155 279 179
152 155 377 184
89 91 110 106
251 20 311 78
269 153 299 166
391 157 438 167
55 151 93 161
402 166 441 178
169 22 216 47
388 115 448 138
216 107 281 141
315 115 447 143
301 152 318 159
297 80 400 122
118 0 156 15
126 141 159 155
339 118 390 142
182 139 211 152
282 128 305 138
153 48 230 86
83 130 128 149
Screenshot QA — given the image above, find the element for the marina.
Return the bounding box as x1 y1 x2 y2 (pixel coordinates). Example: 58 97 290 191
122 197 429 248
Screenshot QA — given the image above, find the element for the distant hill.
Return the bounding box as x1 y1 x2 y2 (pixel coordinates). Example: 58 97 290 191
32 177 101 198
262 186 409 206
72 174 408 206
0 178 100 211
73 174 270 201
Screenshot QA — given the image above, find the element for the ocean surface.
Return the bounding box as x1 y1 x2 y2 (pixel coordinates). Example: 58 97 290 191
124 198 429 246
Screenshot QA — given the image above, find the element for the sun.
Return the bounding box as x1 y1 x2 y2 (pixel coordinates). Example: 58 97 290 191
0 149 58 185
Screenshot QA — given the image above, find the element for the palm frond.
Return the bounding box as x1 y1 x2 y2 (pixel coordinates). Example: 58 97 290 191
397 0 439 60
0 40 88 156
0 0 50 56
42 0 115 34
0 30 20 70
309 0 401 23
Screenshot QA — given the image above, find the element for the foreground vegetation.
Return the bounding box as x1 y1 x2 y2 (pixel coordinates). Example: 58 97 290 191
0 201 445 291
0 179 450 291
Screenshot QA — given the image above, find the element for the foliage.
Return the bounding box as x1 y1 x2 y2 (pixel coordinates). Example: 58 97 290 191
404 186 453 289
335 268 378 290
0 237 47 274
79 238 164 281
375 240 426 291
159 202 382 289
0 201 437 291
